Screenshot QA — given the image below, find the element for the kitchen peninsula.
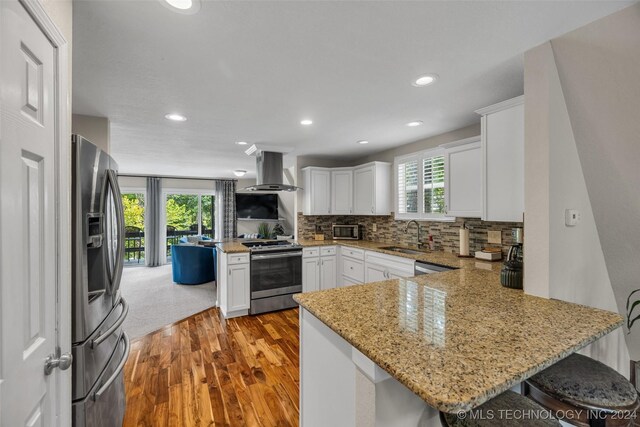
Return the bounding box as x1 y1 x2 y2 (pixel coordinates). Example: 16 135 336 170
293 244 622 426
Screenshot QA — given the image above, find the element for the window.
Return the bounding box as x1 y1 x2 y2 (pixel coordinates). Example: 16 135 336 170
423 155 445 214
164 191 215 257
122 192 145 264
395 149 452 220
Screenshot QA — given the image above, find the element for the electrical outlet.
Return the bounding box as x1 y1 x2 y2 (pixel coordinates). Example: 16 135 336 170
372 223 377 232
487 230 502 245
565 209 581 226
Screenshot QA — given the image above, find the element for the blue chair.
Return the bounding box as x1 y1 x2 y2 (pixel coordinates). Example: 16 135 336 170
179 235 213 244
171 244 216 285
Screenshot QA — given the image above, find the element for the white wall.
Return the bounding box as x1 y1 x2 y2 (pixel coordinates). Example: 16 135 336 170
72 114 110 154
118 176 217 192
353 123 481 165
523 3 640 374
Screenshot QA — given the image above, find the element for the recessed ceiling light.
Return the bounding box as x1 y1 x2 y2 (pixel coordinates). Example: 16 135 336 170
300 119 313 126
233 170 247 177
357 140 369 145
160 0 200 14
166 0 192 9
165 113 187 122
412 74 438 87
406 121 423 127
235 141 248 146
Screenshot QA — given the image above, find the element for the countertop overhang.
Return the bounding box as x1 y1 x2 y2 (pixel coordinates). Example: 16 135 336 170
294 266 622 413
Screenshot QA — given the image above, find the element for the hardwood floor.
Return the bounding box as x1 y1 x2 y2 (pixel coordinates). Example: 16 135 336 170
123 307 300 427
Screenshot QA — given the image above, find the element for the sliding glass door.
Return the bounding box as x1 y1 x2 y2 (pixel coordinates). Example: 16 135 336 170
164 192 215 256
201 195 214 238
122 192 145 264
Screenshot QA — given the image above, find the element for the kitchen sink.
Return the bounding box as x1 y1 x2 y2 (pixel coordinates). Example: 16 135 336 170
379 246 426 255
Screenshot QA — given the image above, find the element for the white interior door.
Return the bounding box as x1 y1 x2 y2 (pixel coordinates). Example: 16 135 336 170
0 0 70 425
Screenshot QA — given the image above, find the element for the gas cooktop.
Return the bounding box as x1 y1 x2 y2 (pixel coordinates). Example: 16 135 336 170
242 240 301 252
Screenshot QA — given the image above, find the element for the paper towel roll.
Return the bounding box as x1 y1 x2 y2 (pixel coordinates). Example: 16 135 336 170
459 228 470 256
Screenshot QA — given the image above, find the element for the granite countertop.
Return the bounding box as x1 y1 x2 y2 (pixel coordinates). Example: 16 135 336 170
296 239 504 272
293 270 623 413
216 238 503 272
214 239 253 253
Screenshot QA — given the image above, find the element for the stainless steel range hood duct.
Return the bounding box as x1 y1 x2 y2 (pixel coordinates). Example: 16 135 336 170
242 150 301 192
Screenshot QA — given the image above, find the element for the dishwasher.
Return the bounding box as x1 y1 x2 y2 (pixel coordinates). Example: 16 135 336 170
414 261 457 275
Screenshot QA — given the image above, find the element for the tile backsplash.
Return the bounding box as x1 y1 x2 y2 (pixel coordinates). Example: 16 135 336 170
297 213 523 256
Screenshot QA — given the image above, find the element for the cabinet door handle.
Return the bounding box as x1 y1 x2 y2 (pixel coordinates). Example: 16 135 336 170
371 207 374 213
229 268 231 275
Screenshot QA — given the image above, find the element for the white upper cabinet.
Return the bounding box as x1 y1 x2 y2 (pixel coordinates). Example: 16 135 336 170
302 167 331 215
476 96 524 222
331 169 353 215
443 138 482 218
353 162 391 216
302 162 391 216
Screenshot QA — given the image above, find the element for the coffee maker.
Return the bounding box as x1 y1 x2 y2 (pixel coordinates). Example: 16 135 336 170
500 228 524 289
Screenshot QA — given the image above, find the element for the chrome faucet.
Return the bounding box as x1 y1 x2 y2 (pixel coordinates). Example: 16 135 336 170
405 220 423 248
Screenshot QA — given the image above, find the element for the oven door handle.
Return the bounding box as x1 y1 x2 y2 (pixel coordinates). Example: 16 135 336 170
251 252 302 260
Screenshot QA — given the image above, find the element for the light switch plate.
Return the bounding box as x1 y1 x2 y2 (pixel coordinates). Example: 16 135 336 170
487 230 502 244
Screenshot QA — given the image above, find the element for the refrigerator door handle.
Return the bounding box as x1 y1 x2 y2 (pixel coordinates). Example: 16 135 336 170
92 332 130 401
90 298 129 349
106 169 125 295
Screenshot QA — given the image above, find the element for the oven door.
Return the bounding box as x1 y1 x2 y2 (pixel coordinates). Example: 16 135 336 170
250 251 302 299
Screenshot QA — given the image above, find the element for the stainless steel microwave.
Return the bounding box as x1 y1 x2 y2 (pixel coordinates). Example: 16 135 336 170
332 224 362 240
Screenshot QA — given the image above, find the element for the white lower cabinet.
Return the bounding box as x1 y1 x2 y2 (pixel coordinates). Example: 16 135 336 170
364 263 387 283
303 256 320 292
217 249 250 318
364 251 415 282
320 256 337 290
303 247 337 292
305 246 417 290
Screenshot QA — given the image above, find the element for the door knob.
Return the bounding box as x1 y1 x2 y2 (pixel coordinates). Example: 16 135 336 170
45 351 73 375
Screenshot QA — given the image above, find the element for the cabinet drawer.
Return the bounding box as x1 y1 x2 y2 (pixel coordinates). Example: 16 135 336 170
365 251 414 273
342 257 364 282
303 247 320 258
228 253 250 265
320 246 336 256
341 247 364 260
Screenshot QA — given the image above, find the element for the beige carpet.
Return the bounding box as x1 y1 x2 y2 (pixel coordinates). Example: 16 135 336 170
120 264 216 339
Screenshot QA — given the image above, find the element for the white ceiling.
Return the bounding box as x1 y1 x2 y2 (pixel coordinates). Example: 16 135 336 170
73 0 633 178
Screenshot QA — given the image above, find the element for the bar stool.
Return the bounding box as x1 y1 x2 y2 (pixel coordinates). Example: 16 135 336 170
440 390 561 426
524 353 639 427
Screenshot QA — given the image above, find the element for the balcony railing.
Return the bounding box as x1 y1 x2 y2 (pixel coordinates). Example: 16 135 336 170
124 228 215 263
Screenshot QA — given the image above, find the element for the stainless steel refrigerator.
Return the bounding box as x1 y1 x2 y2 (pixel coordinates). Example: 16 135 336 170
71 135 129 427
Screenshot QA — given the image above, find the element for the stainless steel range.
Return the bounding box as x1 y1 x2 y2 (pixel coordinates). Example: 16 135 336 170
242 240 302 314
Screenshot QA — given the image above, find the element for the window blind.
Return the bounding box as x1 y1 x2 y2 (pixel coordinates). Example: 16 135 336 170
423 156 445 214
397 159 418 214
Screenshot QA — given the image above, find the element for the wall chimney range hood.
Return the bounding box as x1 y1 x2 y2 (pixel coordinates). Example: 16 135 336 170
241 145 301 192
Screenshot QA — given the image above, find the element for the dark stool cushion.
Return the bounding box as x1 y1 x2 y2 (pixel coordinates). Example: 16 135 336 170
443 391 561 426
528 353 638 409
